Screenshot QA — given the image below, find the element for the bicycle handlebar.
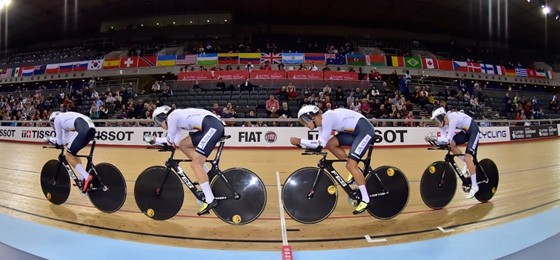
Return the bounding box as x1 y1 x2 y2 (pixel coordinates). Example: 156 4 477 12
426 140 450 150
296 145 327 155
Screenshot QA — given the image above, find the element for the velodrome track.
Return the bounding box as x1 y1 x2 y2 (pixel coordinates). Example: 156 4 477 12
0 138 558 252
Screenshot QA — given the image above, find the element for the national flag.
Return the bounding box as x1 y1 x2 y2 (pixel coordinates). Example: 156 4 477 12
103 58 121 69
156 55 177 66
325 53 346 65
88 60 103 70
58 62 74 73
346 54 367 66
453 61 469 72
515 68 527 77
480 64 495 74
437 60 453 70
404 56 421 68
12 67 21 77
260 53 282 64
494 65 506 75
505 68 516 77
239 53 261 64
386 56 404 67
422 58 437 69
46 64 59 74
546 71 554 79
535 70 543 78
526 68 537 78
21 66 35 77
467 62 481 73
121 57 137 68
304 53 326 64
138 56 157 67
33 65 46 75
196 53 219 66
217 53 238 65
282 53 304 64
0 68 12 78
366 54 385 66
73 61 89 72
176 54 197 65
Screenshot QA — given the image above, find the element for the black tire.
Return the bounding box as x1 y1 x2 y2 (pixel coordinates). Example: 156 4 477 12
211 168 267 225
134 166 184 220
420 161 457 210
475 159 499 202
282 167 337 224
40 160 70 205
88 163 127 213
366 165 409 219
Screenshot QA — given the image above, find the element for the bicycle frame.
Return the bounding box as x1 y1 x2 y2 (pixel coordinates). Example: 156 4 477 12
49 140 107 192
303 145 390 201
153 136 239 201
427 142 488 187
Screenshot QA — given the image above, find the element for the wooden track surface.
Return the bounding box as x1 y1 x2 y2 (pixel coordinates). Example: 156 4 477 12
0 139 559 251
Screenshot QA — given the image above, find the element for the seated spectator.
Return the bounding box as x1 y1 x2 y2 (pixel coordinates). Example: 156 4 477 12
161 84 173 97
287 85 298 100
222 102 235 118
239 78 257 91
334 86 345 102
192 80 202 92
89 102 99 119
265 95 279 116
360 98 371 116
211 102 223 117
277 102 292 118
215 78 226 91
151 81 161 93
276 86 289 102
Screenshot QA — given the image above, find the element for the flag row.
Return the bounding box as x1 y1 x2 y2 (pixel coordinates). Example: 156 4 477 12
0 53 554 80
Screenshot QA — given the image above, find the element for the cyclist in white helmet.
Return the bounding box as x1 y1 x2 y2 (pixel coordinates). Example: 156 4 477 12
148 105 225 215
47 111 96 193
290 105 375 214
428 107 481 199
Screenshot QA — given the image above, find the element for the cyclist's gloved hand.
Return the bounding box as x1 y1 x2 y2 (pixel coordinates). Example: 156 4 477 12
424 132 437 143
435 136 449 146
143 134 155 145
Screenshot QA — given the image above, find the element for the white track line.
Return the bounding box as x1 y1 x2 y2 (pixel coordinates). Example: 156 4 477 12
276 171 289 246
364 235 387 243
437 226 455 233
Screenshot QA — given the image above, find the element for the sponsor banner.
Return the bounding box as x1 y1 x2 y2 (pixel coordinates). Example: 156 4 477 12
510 125 558 140
323 71 358 81
286 70 323 80
214 70 249 80
251 70 286 79
0 126 523 148
177 71 213 81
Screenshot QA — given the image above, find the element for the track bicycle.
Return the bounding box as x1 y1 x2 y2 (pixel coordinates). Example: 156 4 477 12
420 140 499 209
282 144 409 224
134 135 267 224
40 140 127 213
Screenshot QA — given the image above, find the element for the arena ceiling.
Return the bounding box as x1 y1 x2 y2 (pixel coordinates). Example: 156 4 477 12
5 0 560 51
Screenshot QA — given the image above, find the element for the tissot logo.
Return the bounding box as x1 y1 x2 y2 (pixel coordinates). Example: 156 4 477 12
21 130 55 139
0 129 16 137
96 131 133 141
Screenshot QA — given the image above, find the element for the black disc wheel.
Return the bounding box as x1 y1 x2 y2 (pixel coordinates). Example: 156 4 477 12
134 166 184 220
211 168 267 225
475 159 499 203
88 163 127 213
366 165 409 219
420 161 457 210
40 160 70 205
282 167 337 224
